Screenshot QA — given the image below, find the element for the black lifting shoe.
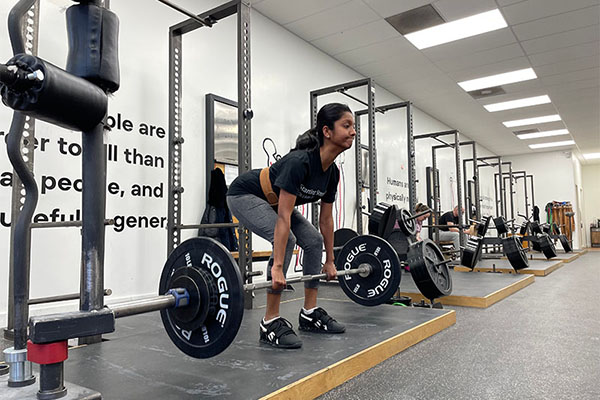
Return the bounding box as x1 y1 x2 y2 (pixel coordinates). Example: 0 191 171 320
298 307 346 334
259 317 302 349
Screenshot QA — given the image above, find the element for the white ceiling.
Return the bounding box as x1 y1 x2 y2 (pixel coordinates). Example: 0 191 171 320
251 0 600 164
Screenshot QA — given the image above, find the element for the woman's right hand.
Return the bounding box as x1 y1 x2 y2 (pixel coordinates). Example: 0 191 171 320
271 265 286 291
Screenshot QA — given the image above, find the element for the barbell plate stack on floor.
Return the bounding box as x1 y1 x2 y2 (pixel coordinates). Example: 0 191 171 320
368 203 397 239
537 234 557 259
461 237 483 270
407 239 452 300
333 228 359 263
502 236 529 271
559 235 572 253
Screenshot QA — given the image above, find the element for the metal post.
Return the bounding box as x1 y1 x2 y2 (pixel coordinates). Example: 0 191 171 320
407 102 416 212
472 145 480 221
354 113 363 234
367 79 377 210
310 93 319 228
5 0 40 340
454 132 464 247
237 0 253 309
528 175 535 212
494 173 499 217
498 160 504 217
431 148 440 243
167 29 182 253
79 122 107 346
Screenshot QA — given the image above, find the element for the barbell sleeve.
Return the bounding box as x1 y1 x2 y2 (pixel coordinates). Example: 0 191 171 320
111 288 189 319
243 264 372 291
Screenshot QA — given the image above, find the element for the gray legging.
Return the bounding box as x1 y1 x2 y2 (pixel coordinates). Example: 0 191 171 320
227 194 324 294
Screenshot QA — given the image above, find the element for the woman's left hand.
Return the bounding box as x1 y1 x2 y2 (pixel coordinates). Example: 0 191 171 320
322 260 337 281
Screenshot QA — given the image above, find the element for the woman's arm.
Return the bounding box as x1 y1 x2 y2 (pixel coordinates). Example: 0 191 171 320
319 201 336 280
271 189 296 289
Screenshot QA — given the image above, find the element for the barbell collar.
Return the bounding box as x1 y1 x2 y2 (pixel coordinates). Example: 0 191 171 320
243 264 373 292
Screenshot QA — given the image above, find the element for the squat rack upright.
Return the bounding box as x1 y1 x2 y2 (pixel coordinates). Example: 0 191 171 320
464 156 505 220
165 0 255 308
411 130 464 247
309 78 377 230
354 101 413 234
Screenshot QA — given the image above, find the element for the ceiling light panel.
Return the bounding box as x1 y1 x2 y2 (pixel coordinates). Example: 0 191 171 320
484 95 551 112
503 114 561 128
458 68 537 92
404 9 507 50
529 140 575 149
517 129 569 140
583 153 600 160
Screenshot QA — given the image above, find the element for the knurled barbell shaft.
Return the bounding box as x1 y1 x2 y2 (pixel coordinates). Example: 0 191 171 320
109 265 374 318
243 264 373 291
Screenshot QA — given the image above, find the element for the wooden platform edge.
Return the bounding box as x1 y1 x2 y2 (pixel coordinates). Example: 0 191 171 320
403 291 487 308
455 261 564 276
483 274 535 307
261 310 456 400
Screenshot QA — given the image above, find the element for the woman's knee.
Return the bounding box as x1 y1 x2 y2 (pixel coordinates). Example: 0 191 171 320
304 231 323 251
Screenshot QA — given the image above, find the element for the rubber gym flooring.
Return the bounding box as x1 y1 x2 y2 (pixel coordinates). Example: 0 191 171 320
1 288 454 399
2 251 598 399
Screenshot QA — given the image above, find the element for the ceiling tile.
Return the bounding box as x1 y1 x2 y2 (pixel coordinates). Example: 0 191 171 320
521 25 600 55
433 0 497 21
362 0 433 18
511 5 599 41
502 0 600 25
448 57 531 81
534 54 600 77
310 20 399 55
433 43 525 73
334 37 415 67
354 53 436 77
284 0 380 42
421 28 516 61
528 41 600 66
497 0 526 6
252 0 350 26
544 78 600 95
540 67 600 86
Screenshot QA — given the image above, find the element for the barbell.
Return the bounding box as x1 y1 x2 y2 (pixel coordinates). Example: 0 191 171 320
158 234 402 359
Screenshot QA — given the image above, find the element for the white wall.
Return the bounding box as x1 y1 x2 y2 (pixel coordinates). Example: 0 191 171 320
0 0 491 324
502 151 581 249
582 164 600 247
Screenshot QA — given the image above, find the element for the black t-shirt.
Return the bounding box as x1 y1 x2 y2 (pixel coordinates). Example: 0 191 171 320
227 148 339 206
439 211 458 231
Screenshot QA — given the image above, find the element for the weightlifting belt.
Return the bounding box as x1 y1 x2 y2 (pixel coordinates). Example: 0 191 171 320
260 167 279 207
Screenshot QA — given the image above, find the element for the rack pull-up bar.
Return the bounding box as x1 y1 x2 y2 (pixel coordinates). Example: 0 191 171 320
433 136 454 148
157 0 214 27
337 90 385 114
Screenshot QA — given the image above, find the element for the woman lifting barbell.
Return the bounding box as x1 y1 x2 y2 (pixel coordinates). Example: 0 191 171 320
227 103 355 349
